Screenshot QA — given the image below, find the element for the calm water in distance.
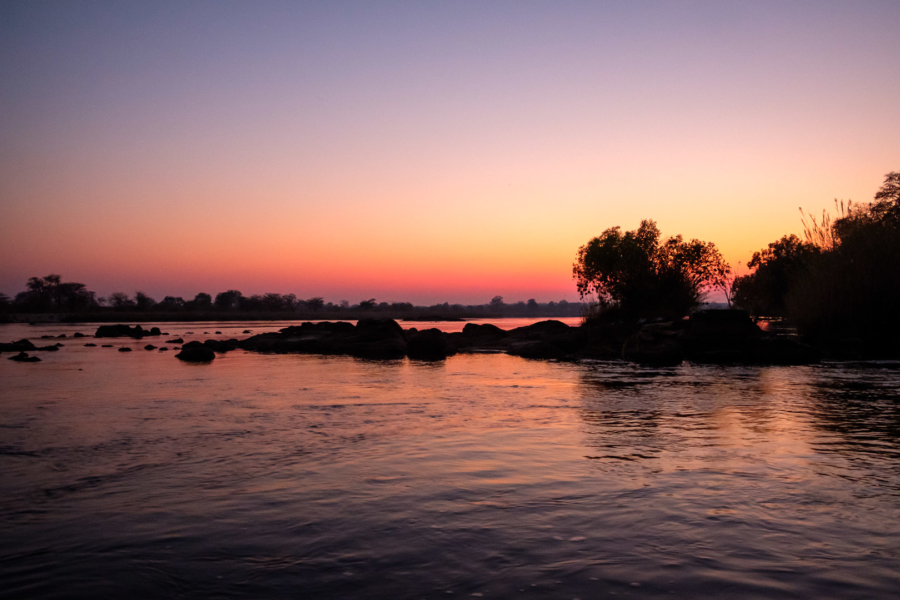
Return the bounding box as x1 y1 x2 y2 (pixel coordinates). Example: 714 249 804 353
2 320 900 599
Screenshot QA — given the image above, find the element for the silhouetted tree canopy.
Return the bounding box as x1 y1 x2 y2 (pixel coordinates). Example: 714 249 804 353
214 290 243 310
732 234 820 317
108 292 134 308
193 293 212 307
573 219 729 318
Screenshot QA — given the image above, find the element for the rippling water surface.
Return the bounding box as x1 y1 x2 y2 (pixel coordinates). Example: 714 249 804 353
2 322 900 599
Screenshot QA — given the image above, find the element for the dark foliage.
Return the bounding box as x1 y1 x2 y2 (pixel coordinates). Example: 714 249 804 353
14 274 99 311
785 171 900 351
731 235 820 317
573 219 729 318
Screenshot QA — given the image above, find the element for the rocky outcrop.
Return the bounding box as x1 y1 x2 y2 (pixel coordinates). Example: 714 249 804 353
0 339 36 352
174 313 819 366
237 319 407 359
94 325 162 338
0 339 59 353
8 352 40 362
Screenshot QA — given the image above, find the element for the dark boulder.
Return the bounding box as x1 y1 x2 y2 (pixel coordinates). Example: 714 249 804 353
165 338 184 344
8 352 40 362
508 320 572 338
149 327 161 336
0 339 36 352
462 323 508 339
101 344 113 348
144 344 157 350
57 334 67 338
84 343 97 347
339 319 407 359
176 341 216 362
243 330 251 334
73 332 86 338
118 347 132 352
407 328 455 360
95 324 149 338
159 347 168 352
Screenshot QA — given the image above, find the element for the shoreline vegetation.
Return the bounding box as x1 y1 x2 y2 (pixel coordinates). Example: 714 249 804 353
3 171 897 361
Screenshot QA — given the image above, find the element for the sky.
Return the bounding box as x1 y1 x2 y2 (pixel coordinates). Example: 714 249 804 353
2 0 899 305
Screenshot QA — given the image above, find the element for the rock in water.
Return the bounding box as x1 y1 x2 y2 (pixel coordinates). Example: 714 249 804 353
95 324 147 338
0 339 36 352
175 341 216 362
407 328 455 360
8 352 40 362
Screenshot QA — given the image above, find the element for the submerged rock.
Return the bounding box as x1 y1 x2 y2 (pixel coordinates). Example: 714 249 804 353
118 347 132 352
165 338 184 344
8 352 40 362
144 344 157 350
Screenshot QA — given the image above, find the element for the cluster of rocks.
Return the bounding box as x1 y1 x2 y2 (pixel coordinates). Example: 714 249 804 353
3 311 821 366
0 339 61 353
94 324 163 338
221 311 818 365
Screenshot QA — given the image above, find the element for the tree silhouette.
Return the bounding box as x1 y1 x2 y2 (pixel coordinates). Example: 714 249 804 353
109 292 133 308
193 293 212 307
214 290 243 310
574 219 729 318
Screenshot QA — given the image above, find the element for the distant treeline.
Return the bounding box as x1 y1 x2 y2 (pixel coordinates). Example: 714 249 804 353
0 282 584 322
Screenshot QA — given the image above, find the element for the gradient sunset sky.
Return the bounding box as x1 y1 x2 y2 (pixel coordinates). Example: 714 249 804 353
2 1 899 304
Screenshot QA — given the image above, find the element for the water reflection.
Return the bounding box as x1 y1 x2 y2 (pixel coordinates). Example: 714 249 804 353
2 330 900 599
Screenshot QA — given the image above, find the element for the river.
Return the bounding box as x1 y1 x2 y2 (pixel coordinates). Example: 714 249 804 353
2 320 899 599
